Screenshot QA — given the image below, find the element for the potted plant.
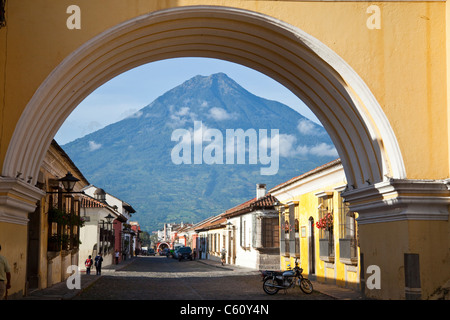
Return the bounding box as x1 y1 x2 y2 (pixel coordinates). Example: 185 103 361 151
48 207 70 225
316 212 334 231
48 234 61 252
317 212 334 261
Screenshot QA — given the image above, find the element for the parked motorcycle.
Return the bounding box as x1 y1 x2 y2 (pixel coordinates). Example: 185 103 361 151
260 258 313 295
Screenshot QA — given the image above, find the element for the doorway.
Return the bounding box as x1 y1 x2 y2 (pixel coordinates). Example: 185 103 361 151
308 217 316 277
26 202 41 292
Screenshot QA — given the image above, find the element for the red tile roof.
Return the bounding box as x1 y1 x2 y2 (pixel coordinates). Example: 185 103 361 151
223 193 279 218
80 195 107 208
194 213 227 232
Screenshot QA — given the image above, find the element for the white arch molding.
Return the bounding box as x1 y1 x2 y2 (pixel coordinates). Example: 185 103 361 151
3 5 406 190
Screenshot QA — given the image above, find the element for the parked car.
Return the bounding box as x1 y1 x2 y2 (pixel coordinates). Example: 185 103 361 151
172 245 184 259
148 248 156 256
176 246 193 261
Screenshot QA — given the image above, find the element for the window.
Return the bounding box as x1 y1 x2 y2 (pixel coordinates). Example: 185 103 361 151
262 217 279 248
279 203 299 256
279 206 289 255
316 192 334 261
338 193 358 264
240 216 249 249
294 218 300 257
317 195 333 240
339 195 355 239
47 189 82 252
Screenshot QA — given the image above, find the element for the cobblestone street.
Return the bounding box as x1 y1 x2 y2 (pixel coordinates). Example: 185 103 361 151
73 256 332 300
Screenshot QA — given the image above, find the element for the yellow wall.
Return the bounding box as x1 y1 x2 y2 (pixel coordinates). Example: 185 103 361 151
279 181 361 291
0 0 449 300
356 218 450 299
0 223 28 298
0 1 448 180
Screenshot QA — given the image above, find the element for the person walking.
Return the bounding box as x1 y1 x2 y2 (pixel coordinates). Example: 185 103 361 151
115 249 120 265
85 255 93 275
94 253 103 275
0 245 11 300
220 247 227 266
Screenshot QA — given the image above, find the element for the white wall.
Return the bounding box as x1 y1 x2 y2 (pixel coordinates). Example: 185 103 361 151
78 207 115 270
229 215 258 269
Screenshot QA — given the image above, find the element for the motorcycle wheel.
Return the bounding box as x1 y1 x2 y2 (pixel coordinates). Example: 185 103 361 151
299 278 313 294
263 278 279 295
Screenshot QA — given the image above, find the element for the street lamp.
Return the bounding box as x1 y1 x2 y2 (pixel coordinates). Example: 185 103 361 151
105 213 114 225
58 171 80 192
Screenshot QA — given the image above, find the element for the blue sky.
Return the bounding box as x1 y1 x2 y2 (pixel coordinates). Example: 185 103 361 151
55 57 319 145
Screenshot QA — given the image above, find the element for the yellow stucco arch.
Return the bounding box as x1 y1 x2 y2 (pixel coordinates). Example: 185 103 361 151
2 6 405 191
0 2 448 300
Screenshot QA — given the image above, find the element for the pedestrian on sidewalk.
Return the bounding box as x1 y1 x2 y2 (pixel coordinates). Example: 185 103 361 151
220 247 226 266
0 244 11 300
115 249 120 265
95 253 103 275
85 255 93 275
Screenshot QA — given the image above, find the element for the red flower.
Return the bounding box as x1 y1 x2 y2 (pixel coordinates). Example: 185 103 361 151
315 213 333 230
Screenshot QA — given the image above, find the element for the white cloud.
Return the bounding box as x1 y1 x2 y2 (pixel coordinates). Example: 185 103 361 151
176 107 190 117
200 101 209 108
88 141 102 152
308 143 339 157
119 108 144 120
260 133 338 158
83 121 102 134
130 110 143 118
168 106 198 128
264 134 296 158
297 119 319 135
208 107 236 121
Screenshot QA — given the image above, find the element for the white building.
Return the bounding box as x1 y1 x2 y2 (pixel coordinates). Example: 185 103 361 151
222 184 280 270
78 195 119 270
195 214 227 261
192 184 280 270
79 185 135 270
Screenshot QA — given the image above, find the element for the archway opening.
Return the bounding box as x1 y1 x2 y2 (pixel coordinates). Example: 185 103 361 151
55 57 340 232
3 6 405 196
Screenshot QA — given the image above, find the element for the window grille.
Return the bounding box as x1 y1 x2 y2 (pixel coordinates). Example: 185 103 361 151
338 193 358 262
339 195 355 239
262 217 279 248
317 195 334 259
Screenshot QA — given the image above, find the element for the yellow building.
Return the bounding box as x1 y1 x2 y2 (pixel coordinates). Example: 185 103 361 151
21 140 88 298
0 1 449 299
270 160 361 292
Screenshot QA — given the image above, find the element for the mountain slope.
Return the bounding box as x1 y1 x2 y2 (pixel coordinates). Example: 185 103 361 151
62 73 337 232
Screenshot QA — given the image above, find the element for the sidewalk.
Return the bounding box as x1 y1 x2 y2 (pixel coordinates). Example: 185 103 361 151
196 258 365 300
195 257 260 273
309 280 365 300
18 258 136 300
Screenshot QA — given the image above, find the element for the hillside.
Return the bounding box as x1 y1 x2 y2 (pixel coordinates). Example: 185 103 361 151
62 73 337 232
